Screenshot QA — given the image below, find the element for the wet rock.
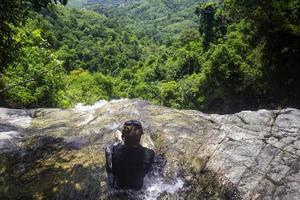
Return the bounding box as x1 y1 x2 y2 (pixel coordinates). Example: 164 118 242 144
0 99 299 200
0 108 32 152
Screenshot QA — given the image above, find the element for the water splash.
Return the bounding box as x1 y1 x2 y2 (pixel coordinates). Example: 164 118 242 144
141 155 184 200
107 155 184 200
143 177 184 200
109 175 184 200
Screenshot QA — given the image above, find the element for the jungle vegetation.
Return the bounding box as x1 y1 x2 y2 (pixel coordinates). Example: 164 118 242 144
0 0 299 113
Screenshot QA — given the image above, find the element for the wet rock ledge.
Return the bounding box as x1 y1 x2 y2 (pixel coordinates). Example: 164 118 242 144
0 99 299 200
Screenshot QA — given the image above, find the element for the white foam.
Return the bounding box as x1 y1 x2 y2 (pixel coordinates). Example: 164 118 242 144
74 99 128 112
0 131 19 140
75 100 108 112
0 108 32 129
0 108 32 128
143 178 184 200
7 117 32 129
74 99 129 126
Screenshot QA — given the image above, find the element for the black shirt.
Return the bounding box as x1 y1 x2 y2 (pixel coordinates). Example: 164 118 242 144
105 143 155 190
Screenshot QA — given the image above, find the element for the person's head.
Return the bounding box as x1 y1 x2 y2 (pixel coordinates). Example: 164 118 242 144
121 120 143 146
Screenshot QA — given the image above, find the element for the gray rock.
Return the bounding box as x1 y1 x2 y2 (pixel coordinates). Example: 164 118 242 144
0 99 299 200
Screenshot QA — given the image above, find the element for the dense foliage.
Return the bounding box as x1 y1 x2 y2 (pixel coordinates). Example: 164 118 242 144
224 0 300 108
0 0 67 71
96 0 201 44
0 0 299 113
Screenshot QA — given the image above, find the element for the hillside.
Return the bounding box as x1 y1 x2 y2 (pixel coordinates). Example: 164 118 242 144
67 0 86 7
0 0 299 113
67 0 138 8
69 0 200 43
93 0 200 43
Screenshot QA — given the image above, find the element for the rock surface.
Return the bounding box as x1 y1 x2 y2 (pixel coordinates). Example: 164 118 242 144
0 99 299 200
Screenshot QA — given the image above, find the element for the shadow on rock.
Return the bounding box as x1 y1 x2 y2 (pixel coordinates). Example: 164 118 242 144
0 135 107 200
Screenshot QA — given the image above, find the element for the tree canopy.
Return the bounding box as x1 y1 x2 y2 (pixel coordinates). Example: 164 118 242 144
0 0 68 71
1 0 299 113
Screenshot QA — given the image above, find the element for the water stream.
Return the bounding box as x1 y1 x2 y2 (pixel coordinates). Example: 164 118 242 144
75 101 185 199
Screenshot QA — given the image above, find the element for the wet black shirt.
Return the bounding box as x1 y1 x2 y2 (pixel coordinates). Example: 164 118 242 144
105 143 155 190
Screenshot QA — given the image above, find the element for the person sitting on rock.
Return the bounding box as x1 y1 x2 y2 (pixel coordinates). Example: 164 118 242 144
105 120 155 190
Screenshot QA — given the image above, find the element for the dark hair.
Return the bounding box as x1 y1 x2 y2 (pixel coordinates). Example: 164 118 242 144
122 120 143 146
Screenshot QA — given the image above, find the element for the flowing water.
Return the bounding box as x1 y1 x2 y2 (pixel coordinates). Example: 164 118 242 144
0 108 32 151
76 100 185 200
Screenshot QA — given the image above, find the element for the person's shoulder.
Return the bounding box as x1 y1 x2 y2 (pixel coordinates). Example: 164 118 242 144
105 142 123 153
142 146 155 157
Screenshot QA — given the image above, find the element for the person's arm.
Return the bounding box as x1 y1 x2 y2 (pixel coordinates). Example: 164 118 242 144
105 142 123 188
105 145 114 188
144 149 155 174
105 146 113 172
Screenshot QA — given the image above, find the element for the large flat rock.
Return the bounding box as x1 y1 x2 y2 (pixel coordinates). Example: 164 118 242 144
0 99 299 199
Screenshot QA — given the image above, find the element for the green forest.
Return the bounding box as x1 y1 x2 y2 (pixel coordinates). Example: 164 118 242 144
0 0 299 113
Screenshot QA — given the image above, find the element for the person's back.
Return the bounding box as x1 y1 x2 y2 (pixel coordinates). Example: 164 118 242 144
105 120 155 190
112 143 154 190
